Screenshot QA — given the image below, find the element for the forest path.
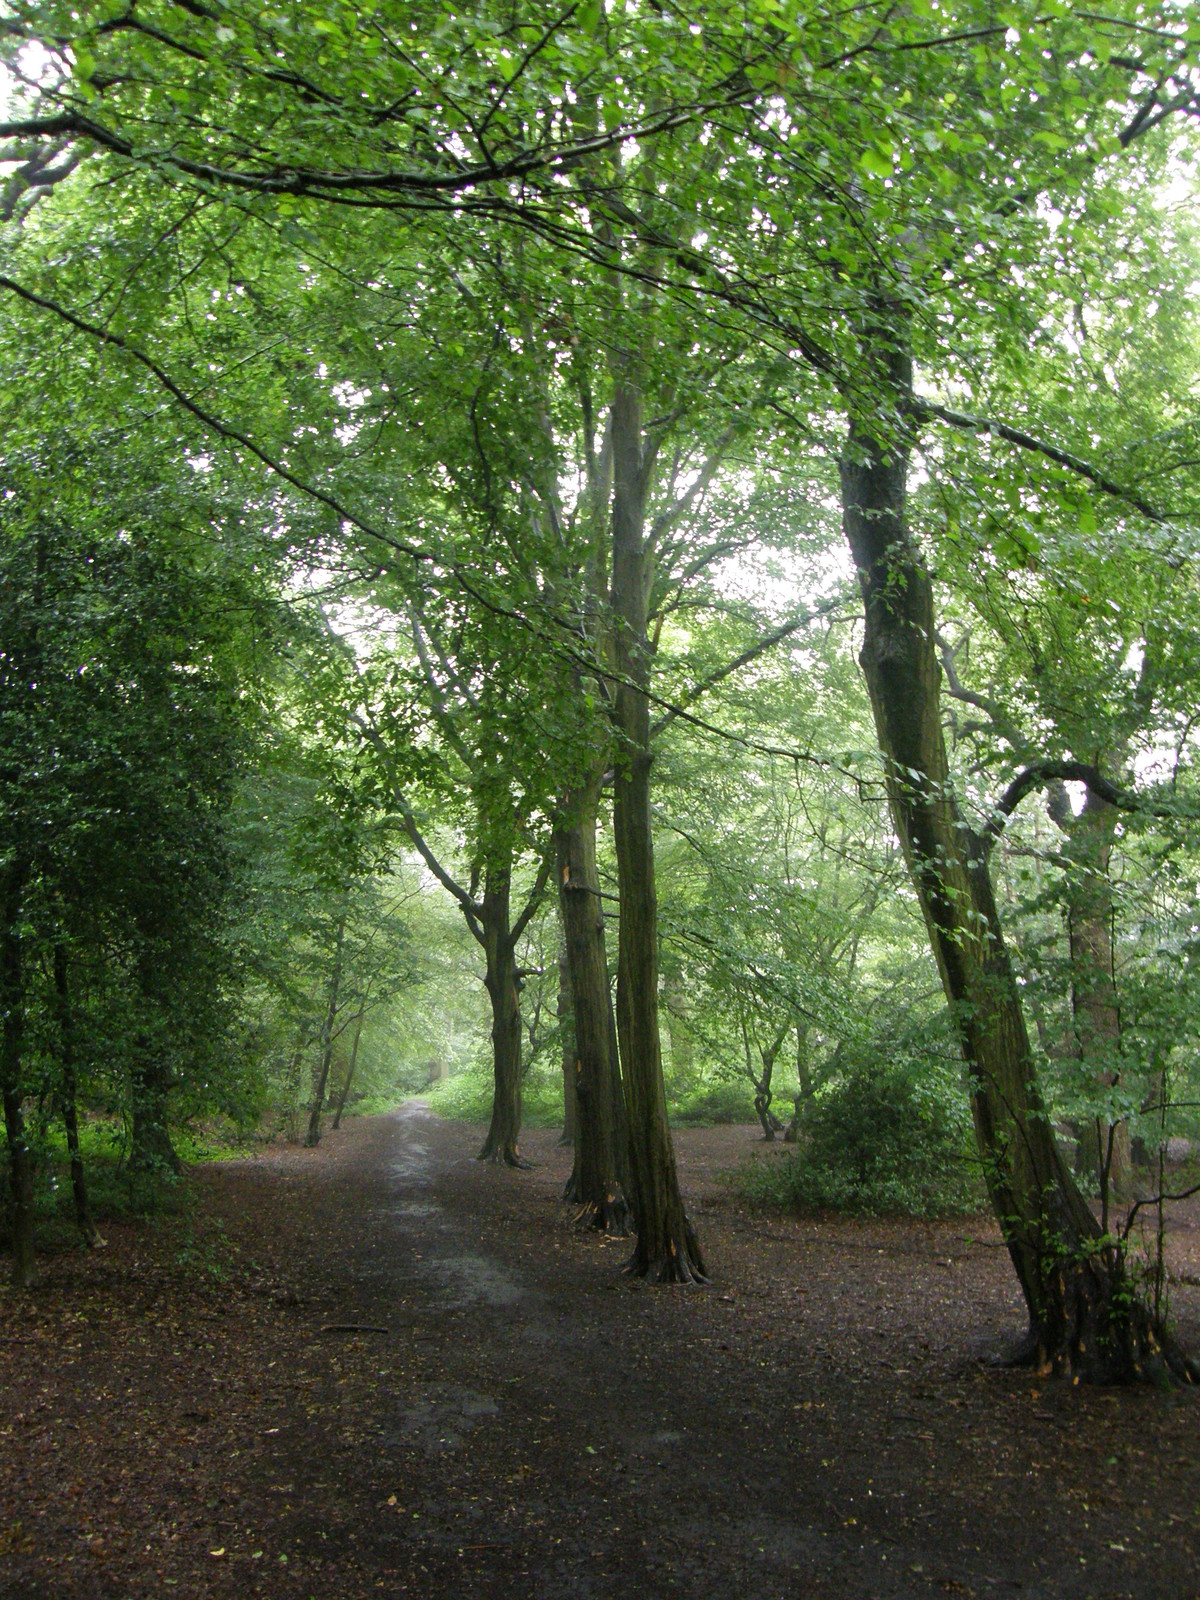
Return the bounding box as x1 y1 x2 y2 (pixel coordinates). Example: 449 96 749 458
5 1107 1200 1599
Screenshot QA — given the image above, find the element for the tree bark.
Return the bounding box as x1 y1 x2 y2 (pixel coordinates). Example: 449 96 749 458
784 1022 813 1143
1 860 35 1285
331 1001 366 1131
1052 788 1132 1198
610 380 704 1281
305 913 346 1147
745 1019 786 1141
477 860 528 1167
556 780 629 1233
838 326 1187 1381
53 942 95 1245
557 946 576 1149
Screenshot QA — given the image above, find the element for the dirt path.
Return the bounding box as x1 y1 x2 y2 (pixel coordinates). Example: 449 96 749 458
4 1106 1200 1599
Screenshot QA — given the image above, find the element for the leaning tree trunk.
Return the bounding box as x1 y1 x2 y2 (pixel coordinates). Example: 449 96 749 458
305 913 346 1148
557 779 630 1233
610 381 704 1281
839 331 1187 1382
1 859 35 1286
331 1002 366 1131
53 942 96 1245
477 862 528 1167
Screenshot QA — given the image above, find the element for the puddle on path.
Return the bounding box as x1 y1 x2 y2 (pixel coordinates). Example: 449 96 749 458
424 1252 523 1309
384 1385 502 1456
385 1106 525 1311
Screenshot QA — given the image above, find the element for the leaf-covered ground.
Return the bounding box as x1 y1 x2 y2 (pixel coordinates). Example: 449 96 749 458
4 1105 1200 1599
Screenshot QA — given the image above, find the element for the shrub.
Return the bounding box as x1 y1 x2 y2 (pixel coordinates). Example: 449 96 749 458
739 1056 983 1218
670 1076 758 1125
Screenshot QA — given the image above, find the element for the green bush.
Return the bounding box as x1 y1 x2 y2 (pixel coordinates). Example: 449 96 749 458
670 1076 758 1125
739 1057 983 1218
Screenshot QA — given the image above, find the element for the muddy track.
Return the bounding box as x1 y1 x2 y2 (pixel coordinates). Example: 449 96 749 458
4 1106 1200 1599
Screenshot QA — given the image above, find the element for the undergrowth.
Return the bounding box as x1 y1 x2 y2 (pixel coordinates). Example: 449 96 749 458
739 1061 984 1218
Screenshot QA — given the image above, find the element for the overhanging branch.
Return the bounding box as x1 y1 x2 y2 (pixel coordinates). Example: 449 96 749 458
985 758 1196 851
914 398 1170 524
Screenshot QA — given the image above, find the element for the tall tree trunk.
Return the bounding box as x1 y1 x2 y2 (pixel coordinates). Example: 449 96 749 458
838 329 1188 1381
283 1031 307 1141
1 860 35 1285
1051 788 1132 1198
557 779 629 1233
557 946 576 1150
305 913 346 1148
477 862 527 1167
331 1002 366 1131
784 1022 813 1144
610 381 704 1281
53 942 96 1245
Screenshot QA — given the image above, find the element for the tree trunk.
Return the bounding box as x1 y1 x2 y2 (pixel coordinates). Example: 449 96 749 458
53 942 95 1245
746 1021 786 1142
557 947 576 1150
331 1001 366 1131
784 1022 813 1144
305 913 346 1148
477 862 528 1166
610 381 704 1281
838 329 1187 1381
556 781 629 1233
1 860 35 1286
130 1039 181 1179
1052 788 1132 1199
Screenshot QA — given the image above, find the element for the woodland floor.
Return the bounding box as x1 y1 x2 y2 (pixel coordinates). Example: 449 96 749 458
4 1108 1200 1600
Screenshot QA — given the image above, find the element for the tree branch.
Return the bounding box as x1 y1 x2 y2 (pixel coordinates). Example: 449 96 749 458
984 759 1196 851
913 397 1170 524
651 594 848 739
511 849 555 946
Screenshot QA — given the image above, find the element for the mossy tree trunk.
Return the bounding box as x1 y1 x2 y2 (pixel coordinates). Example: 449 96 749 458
1050 786 1132 1198
557 946 577 1151
838 325 1188 1381
129 1042 180 1179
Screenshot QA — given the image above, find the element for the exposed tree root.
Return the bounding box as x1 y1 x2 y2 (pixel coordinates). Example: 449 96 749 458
625 1220 707 1284
573 1191 631 1237
476 1137 532 1169
562 1165 583 1204
994 1269 1199 1385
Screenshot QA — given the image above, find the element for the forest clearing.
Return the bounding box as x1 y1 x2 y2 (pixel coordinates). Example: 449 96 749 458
5 1104 1200 1600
